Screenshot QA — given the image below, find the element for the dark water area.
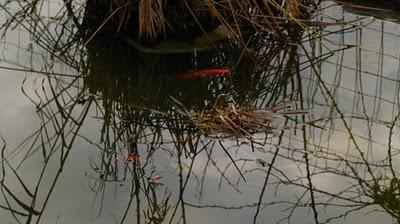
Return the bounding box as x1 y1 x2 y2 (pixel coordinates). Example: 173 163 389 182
1 1 400 223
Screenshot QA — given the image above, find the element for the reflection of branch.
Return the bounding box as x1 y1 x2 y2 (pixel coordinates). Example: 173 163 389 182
253 126 286 224
0 70 93 223
298 72 320 224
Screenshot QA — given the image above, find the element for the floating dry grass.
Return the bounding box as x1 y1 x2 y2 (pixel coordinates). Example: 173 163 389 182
188 99 306 138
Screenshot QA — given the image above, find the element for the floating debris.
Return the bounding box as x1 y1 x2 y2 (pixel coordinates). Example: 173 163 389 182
117 153 140 164
148 175 163 186
256 159 267 167
189 99 306 138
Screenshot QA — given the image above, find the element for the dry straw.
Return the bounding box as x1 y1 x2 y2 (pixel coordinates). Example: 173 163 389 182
109 0 314 41
138 0 166 39
188 98 307 138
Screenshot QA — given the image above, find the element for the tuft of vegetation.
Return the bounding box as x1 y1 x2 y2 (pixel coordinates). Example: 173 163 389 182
90 0 317 42
0 0 318 45
188 97 306 138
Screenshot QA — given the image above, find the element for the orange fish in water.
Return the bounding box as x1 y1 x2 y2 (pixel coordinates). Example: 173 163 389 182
177 68 230 80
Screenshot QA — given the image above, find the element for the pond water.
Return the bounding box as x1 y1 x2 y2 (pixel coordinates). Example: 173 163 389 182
1 1 400 223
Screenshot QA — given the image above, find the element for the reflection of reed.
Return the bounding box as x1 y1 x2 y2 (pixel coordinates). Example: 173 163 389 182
0 8 320 224
82 29 305 112
0 75 93 223
334 0 400 23
80 12 314 224
265 4 400 223
3 1 400 224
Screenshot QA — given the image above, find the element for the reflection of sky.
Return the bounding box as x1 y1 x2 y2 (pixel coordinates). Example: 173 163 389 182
310 5 400 155
0 1 400 224
0 33 39 147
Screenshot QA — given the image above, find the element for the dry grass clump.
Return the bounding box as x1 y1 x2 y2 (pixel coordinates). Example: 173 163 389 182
138 0 166 39
108 0 315 41
189 99 305 138
202 0 312 40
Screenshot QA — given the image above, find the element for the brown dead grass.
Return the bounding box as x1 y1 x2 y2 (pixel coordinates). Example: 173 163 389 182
189 99 306 138
108 0 315 41
138 0 166 39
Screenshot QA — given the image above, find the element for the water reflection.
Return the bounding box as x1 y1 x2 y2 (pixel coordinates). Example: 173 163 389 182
334 0 400 23
0 1 400 224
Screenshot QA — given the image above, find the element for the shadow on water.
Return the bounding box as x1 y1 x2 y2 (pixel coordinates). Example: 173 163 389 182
1 1 400 224
333 0 400 23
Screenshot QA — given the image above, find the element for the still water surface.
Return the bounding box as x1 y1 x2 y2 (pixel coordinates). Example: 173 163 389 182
0 1 400 223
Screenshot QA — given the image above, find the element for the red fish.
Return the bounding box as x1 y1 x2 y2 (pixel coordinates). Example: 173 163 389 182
177 68 230 80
